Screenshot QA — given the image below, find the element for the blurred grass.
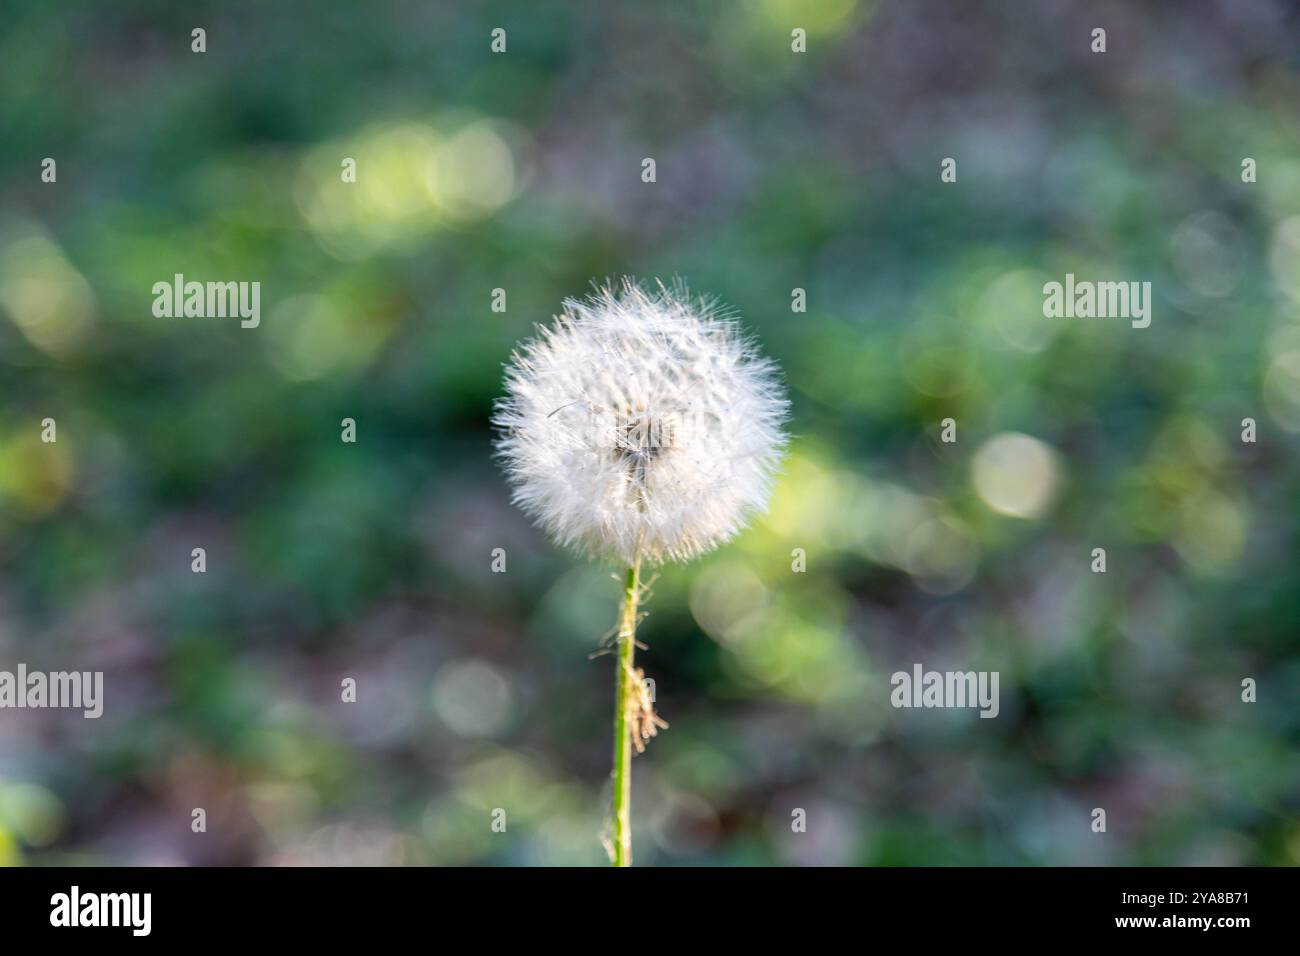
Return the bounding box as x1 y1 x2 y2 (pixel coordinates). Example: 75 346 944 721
1 0 1298 865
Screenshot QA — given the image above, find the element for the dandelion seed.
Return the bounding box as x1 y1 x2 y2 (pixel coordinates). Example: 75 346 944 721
493 278 789 566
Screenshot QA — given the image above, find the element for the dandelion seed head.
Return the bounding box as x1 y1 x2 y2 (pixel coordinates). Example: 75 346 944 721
493 279 789 565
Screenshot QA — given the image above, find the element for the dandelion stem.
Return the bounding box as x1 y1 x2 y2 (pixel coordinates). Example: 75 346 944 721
611 559 640 866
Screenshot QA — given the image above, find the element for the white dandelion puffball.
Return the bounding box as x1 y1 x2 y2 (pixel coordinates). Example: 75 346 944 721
494 280 789 566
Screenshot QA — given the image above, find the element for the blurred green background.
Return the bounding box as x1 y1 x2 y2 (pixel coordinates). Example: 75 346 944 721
1 0 1298 865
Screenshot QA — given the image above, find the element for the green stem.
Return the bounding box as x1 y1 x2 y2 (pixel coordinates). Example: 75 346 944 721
611 559 640 866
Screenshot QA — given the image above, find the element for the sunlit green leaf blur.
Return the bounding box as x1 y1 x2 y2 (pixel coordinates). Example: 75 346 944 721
1 0 1298 865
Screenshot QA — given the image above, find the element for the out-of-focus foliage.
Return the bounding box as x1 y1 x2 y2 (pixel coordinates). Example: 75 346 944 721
1 0 1298 865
